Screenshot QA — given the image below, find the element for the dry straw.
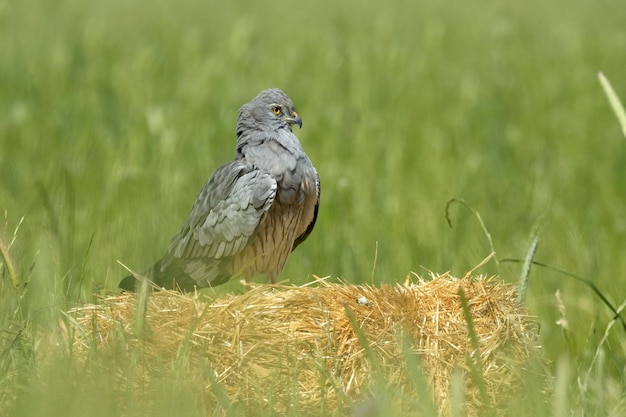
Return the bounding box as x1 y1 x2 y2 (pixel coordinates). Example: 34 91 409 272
65 273 542 416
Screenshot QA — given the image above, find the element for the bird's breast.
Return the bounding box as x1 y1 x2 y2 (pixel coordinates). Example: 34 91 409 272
276 163 317 205
226 191 311 281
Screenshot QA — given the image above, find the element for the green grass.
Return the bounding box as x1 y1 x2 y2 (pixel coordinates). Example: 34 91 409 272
1 0 626 415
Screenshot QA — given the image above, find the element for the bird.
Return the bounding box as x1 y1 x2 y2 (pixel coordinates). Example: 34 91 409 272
119 88 320 292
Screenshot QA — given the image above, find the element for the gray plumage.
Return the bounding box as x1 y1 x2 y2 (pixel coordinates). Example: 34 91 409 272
119 88 320 292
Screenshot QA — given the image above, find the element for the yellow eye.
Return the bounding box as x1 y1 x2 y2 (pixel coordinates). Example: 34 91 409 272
272 106 282 115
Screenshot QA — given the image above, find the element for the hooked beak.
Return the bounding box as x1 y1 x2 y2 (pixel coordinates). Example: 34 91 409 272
288 111 303 129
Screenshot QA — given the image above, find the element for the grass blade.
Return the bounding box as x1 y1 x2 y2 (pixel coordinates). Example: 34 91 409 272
583 297 626 389
598 72 626 139
398 334 438 416
518 231 540 304
458 287 492 414
445 199 499 275
552 358 570 417
501 258 626 332
0 236 19 292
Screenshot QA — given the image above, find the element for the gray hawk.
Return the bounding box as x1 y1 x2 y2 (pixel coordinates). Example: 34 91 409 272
119 88 320 291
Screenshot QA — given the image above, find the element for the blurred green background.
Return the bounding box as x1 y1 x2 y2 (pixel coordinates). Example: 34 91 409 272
1 0 625 414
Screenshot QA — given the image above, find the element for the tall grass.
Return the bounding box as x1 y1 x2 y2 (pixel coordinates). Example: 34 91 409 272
1 0 626 415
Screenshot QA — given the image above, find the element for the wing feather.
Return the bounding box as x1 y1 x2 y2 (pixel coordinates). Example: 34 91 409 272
293 167 320 250
166 161 277 266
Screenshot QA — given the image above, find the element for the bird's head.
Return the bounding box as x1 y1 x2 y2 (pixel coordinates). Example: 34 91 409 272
236 88 302 137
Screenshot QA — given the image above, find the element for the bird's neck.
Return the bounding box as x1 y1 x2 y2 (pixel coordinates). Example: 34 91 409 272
236 129 301 157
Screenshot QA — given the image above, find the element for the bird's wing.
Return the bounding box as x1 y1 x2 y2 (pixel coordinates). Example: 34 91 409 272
293 167 320 250
166 161 277 262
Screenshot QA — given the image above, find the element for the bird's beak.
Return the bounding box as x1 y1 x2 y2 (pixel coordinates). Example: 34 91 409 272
289 111 303 129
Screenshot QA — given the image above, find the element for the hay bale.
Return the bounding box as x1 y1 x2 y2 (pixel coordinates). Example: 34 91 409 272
66 274 541 416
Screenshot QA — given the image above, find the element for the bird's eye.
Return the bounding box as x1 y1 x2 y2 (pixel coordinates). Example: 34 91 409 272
272 106 282 115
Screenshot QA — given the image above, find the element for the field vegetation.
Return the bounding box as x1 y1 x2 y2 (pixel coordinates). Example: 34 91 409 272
1 0 625 415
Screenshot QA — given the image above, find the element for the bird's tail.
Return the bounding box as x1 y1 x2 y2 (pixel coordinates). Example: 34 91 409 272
118 261 161 292
118 274 138 292
118 259 202 292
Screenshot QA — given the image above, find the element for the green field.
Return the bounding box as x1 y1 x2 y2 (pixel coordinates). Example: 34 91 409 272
1 0 625 415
